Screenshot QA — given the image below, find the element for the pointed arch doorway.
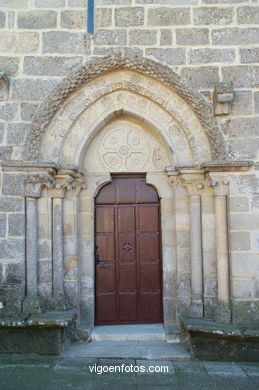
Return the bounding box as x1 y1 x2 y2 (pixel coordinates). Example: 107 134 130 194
95 175 163 325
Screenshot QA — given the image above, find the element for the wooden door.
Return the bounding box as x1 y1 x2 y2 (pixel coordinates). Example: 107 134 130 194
95 175 162 325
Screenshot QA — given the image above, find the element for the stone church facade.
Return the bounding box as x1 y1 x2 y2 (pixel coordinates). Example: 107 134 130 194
0 0 259 354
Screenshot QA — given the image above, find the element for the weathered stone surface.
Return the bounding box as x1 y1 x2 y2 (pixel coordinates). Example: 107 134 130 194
12 78 59 101
0 57 19 75
237 6 259 24
0 103 18 120
146 48 185 65
0 11 5 28
0 32 39 54
129 29 157 45
230 90 253 115
94 29 127 45
176 28 209 46
8 214 25 237
240 48 259 64
148 7 190 25
35 0 65 7
188 48 235 64
96 0 131 4
182 317 259 361
194 7 233 25
5 262 23 284
0 123 3 144
43 31 91 54
251 231 259 251
68 0 84 5
232 300 259 325
229 138 259 159
0 238 25 260
229 196 250 212
222 117 259 138
0 147 12 160
115 7 144 26
24 56 83 76
20 103 39 121
230 231 250 251
0 197 24 212
93 46 143 57
96 7 112 27
2 173 25 196
7 123 29 145
18 11 57 29
0 0 29 7
160 29 172 45
0 215 6 237
255 92 259 114
181 66 220 89
60 10 85 28
222 65 259 88
212 28 259 45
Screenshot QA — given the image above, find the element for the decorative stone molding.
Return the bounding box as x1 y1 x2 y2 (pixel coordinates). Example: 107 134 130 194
24 54 227 161
213 82 234 116
25 173 55 198
0 72 9 101
207 174 229 196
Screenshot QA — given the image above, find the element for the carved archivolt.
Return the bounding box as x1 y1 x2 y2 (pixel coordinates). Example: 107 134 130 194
24 54 227 162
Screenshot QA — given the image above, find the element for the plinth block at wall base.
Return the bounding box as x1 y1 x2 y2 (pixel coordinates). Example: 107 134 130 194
181 317 259 362
0 310 77 355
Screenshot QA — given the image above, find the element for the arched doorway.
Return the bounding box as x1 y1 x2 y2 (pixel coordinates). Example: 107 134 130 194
95 175 162 325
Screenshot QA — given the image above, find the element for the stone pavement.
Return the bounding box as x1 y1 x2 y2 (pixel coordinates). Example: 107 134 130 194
0 355 259 390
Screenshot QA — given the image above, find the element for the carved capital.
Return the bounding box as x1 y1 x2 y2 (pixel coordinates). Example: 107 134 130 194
68 177 87 197
207 173 229 196
25 173 55 198
178 170 205 196
47 174 76 198
165 167 179 188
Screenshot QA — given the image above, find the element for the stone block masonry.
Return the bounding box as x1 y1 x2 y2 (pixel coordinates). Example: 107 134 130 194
0 0 258 331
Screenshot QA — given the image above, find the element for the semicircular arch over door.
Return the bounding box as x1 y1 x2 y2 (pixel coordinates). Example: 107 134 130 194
95 175 163 325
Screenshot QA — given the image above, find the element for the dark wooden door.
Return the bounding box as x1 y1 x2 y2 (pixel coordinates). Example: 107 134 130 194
95 175 162 325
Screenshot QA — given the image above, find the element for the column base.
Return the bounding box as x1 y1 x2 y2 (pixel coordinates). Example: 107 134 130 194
22 296 44 315
51 295 68 311
214 306 231 323
189 299 203 318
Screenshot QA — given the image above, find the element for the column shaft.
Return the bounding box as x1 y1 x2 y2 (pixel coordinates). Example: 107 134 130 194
26 197 38 296
52 197 64 296
190 195 203 317
215 194 229 307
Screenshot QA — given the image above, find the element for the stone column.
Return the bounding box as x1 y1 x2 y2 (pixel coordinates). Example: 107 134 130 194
180 170 205 318
48 173 76 311
23 173 54 314
209 175 231 323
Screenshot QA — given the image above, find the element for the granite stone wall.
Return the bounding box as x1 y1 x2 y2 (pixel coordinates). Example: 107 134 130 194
0 0 258 324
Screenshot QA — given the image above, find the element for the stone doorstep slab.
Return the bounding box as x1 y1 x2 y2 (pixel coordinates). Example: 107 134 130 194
62 340 190 361
181 317 259 362
91 324 167 342
0 310 77 355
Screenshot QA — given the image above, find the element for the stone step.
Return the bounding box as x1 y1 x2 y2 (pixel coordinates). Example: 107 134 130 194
91 324 167 342
62 340 190 361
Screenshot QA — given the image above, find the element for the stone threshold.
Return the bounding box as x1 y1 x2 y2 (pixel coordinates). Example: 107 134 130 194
62 340 190 361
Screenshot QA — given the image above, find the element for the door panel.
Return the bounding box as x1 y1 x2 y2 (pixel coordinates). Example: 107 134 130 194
95 176 162 325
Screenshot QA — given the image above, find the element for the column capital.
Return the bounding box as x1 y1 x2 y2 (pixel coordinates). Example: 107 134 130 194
25 173 55 198
47 174 75 198
178 169 205 196
165 167 179 187
207 173 229 196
